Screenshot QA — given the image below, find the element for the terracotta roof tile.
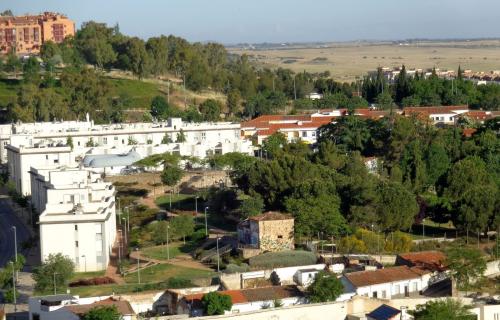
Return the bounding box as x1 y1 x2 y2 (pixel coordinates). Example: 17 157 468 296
345 266 429 288
397 251 447 272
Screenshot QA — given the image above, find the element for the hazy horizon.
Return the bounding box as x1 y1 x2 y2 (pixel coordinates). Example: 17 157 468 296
3 0 500 44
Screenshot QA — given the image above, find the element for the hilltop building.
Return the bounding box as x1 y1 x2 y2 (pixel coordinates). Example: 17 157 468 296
0 12 75 55
31 166 116 272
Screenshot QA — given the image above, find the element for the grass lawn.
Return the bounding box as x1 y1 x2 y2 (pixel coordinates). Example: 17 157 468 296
156 194 197 211
141 243 183 260
107 78 163 109
70 270 106 282
124 263 215 284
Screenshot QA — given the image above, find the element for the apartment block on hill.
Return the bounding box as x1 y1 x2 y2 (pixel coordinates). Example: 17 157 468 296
0 12 75 55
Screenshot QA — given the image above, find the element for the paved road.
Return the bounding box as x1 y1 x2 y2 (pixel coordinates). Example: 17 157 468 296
0 196 32 268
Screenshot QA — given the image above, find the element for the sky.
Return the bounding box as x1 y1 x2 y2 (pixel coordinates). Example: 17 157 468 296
3 0 500 44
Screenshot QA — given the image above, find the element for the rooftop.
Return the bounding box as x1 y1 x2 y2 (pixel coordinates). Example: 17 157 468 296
248 211 294 222
397 251 447 272
65 297 135 316
345 266 429 288
367 304 401 320
184 285 303 306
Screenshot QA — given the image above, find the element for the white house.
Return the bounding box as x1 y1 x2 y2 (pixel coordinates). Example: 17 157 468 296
403 106 470 125
28 295 135 320
341 266 431 300
179 285 306 316
31 166 117 272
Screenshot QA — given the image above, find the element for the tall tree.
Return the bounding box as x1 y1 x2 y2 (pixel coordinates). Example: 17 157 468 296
376 181 419 233
411 299 475 320
307 271 344 303
445 246 486 294
32 253 75 293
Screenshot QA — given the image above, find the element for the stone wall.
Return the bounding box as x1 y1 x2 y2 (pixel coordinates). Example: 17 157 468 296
258 219 294 252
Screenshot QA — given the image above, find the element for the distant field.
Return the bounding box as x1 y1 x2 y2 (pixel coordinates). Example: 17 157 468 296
228 40 500 82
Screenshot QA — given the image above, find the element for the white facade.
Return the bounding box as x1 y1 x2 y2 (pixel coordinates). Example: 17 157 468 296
32 167 117 272
7 144 74 195
4 118 252 195
341 270 432 300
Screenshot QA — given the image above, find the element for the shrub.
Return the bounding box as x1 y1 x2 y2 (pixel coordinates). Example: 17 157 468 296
248 250 317 269
224 263 250 273
202 292 233 316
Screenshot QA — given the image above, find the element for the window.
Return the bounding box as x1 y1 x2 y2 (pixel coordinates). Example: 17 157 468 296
103 137 107 144
312 132 316 137
381 290 386 298
45 155 49 160
114 136 118 141
201 132 206 140
277 235 283 239
53 159 59 164
302 132 307 137
33 27 39 42
372 291 378 298
77 141 80 146
74 225 78 231
75 241 79 248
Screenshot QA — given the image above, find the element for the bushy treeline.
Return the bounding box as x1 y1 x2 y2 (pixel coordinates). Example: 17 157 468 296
216 115 499 240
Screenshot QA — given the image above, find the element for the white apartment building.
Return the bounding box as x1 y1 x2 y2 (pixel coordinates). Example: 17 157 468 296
341 266 432 300
4 117 253 195
0 117 251 164
31 166 117 272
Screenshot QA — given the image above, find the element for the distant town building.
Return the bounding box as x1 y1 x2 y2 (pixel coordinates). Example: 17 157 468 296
31 166 117 272
402 106 470 125
238 212 295 253
0 12 75 55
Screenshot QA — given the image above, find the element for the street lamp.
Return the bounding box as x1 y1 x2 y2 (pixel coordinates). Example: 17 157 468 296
126 207 130 232
166 225 170 260
195 196 198 215
169 190 172 210
81 255 86 272
135 248 141 284
118 230 122 264
9 262 16 312
204 207 209 236
53 272 59 295
12 226 17 282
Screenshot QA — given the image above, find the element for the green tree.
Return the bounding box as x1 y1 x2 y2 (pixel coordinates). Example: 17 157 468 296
23 56 41 83
125 37 151 79
4 50 22 77
262 132 287 158
152 220 169 245
161 133 173 144
375 91 395 110
32 253 75 293
307 271 344 303
40 41 61 64
376 181 418 233
170 214 195 243
76 21 117 69
202 292 233 316
176 129 186 143
227 89 241 115
161 165 184 187
66 136 74 150
239 195 264 218
150 96 172 119
445 246 486 294
199 99 221 122
82 306 121 320
411 298 475 320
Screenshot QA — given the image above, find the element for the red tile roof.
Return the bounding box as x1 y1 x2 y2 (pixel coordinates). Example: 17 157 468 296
345 266 430 288
397 251 447 272
462 128 477 137
183 285 303 306
403 106 469 115
242 114 336 137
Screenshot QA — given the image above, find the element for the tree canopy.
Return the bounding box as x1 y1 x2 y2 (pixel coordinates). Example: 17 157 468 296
307 271 344 303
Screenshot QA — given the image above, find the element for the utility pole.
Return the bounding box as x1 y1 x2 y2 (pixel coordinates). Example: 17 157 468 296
167 81 170 104
195 196 198 215
81 255 87 272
